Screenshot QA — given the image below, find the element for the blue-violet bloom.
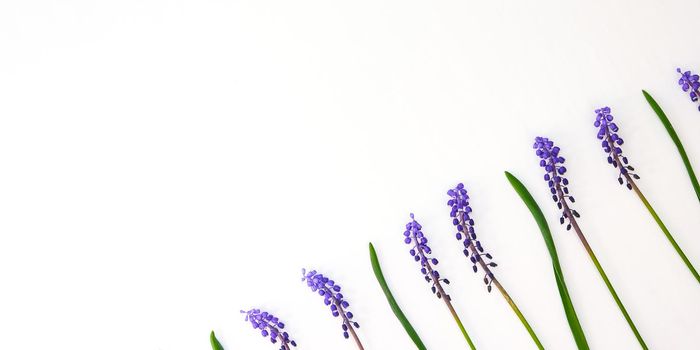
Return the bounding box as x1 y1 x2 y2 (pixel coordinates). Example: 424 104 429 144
677 68 700 110
302 269 361 341
447 183 497 292
594 107 640 189
404 213 451 298
241 308 297 350
533 137 579 230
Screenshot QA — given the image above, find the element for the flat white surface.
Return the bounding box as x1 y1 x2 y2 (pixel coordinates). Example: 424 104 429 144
1 1 700 349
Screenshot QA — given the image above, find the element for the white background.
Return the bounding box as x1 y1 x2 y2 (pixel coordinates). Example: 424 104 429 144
1 1 699 349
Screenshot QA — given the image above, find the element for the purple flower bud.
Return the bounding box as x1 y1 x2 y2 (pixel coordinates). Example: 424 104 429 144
533 137 580 228
405 214 452 297
301 268 360 340
593 107 640 189
446 183 498 292
677 68 700 111
241 308 297 349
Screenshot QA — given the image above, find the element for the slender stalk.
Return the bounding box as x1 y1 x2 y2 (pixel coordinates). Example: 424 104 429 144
552 175 648 349
492 280 543 349
457 216 544 349
443 293 476 350
569 218 647 349
628 180 700 283
603 127 700 283
411 230 476 349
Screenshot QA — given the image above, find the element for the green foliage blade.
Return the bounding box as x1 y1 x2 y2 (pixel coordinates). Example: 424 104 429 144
210 331 225 350
643 90 700 203
504 171 590 350
369 242 427 350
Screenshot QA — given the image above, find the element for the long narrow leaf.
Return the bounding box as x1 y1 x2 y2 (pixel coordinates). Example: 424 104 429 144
210 331 225 350
369 242 427 350
505 172 590 350
643 90 700 203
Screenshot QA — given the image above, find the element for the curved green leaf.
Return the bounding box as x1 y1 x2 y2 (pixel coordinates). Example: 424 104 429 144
210 330 225 350
369 242 427 350
505 172 590 350
643 90 700 203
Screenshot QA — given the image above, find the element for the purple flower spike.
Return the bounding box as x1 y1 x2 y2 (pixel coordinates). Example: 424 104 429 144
241 308 297 350
594 107 640 189
533 137 580 231
404 213 452 299
677 68 700 111
302 269 360 341
447 183 497 292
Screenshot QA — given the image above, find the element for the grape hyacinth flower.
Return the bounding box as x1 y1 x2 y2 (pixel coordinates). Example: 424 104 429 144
404 213 476 350
594 107 700 283
447 183 543 349
534 136 648 349
595 107 640 190
676 68 700 111
302 269 364 350
241 308 297 350
533 137 579 231
447 184 498 288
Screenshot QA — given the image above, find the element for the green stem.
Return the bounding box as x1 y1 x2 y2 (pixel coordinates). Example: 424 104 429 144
457 215 543 349
446 302 476 350
565 206 647 348
630 180 700 283
493 280 544 349
554 168 647 348
576 232 648 349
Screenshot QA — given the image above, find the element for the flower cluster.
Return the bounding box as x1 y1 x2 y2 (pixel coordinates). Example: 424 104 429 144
302 269 359 339
594 107 640 189
241 308 297 349
447 183 497 292
404 213 451 299
677 68 700 110
533 137 579 230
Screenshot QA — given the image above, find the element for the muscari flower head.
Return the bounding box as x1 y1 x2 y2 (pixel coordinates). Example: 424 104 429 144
594 107 640 189
301 269 359 339
404 213 451 299
241 308 297 349
677 68 700 110
533 137 580 230
447 183 497 292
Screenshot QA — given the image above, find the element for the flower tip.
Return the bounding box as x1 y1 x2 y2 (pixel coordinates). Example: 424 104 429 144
409 213 414 219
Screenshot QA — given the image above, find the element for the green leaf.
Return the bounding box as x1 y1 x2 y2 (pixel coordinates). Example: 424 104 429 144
210 330 225 350
369 242 427 350
643 90 700 203
505 172 590 350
